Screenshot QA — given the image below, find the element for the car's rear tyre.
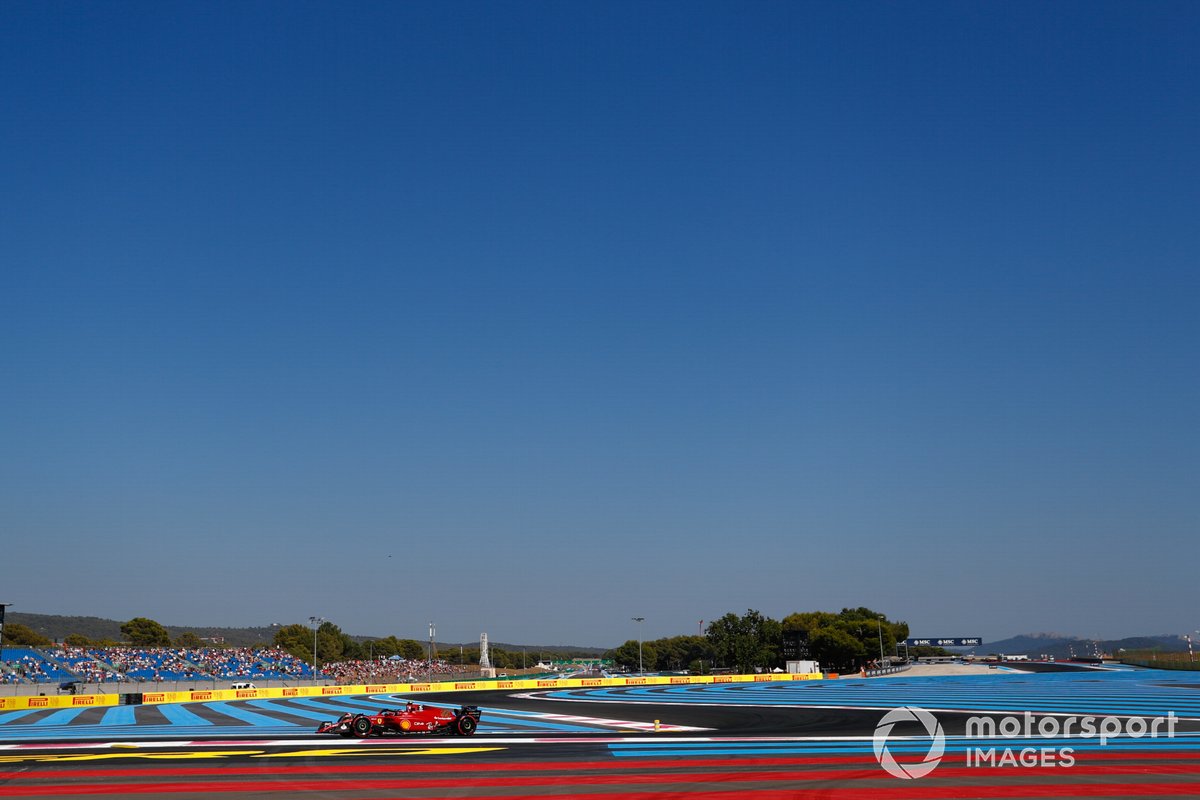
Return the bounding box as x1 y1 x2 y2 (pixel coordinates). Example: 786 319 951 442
351 715 373 737
456 714 477 735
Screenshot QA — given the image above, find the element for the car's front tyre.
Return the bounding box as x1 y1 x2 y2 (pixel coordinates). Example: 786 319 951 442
351 715 374 737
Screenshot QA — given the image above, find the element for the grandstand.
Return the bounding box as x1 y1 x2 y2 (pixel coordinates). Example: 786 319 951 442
0 644 471 691
0 646 316 686
1 647 76 684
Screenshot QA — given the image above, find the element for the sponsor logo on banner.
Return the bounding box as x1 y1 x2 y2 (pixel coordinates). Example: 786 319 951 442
754 675 773 682
411 684 432 692
192 692 213 701
714 676 733 683
906 637 983 648
72 696 96 705
236 690 256 698
537 680 557 687
498 681 514 689
29 697 49 707
282 688 298 697
670 677 690 684
322 686 343 695
455 683 476 690
145 693 166 703
626 678 647 685
365 685 386 692
582 679 602 686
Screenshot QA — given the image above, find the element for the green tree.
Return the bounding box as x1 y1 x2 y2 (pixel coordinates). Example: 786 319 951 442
778 608 910 667
489 647 515 669
397 639 425 660
759 615 783 666
808 627 866 671
610 639 659 671
338 632 363 661
64 633 93 647
175 631 205 649
358 635 427 660
646 636 712 672
121 617 170 647
273 623 315 663
682 635 715 671
909 645 952 658
315 621 345 663
638 642 658 671
827 608 907 664
368 636 402 658
706 612 744 671
2 623 52 646
273 620 349 665
706 610 778 673
781 610 838 639
610 640 641 671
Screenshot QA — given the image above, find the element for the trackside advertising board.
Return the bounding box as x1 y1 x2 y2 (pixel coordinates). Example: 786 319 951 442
0 672 823 710
0 694 119 711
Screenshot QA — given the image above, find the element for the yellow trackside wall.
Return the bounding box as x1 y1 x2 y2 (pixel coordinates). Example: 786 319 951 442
0 672 823 710
0 694 120 711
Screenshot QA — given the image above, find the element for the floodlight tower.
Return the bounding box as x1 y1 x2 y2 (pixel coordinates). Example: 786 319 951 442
0 603 11 665
632 617 645 675
308 616 326 679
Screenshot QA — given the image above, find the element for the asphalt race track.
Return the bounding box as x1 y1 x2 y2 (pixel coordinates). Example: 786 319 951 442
3 667 1200 798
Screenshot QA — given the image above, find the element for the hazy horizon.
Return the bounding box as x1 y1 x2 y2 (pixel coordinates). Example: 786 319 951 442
5 608 1187 652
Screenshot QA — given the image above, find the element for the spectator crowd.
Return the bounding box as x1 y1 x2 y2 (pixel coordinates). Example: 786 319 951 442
1 646 476 687
320 657 464 684
0 646 315 685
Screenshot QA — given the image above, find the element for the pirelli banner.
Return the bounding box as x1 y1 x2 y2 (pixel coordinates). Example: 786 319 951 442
0 672 822 709
0 694 120 711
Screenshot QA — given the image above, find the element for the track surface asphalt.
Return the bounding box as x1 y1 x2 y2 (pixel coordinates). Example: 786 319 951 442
3 666 1199 798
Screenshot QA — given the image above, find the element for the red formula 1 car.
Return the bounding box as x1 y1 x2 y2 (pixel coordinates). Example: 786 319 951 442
316 702 481 737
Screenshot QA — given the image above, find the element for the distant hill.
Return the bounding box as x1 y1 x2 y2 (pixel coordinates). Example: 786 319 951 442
9 612 283 647
15 612 1182 662
974 633 1188 659
5 612 607 655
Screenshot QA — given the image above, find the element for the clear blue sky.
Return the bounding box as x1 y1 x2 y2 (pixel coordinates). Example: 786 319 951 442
3 1 1196 649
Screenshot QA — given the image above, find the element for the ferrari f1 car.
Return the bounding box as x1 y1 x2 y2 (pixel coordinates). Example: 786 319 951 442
316 702 481 737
